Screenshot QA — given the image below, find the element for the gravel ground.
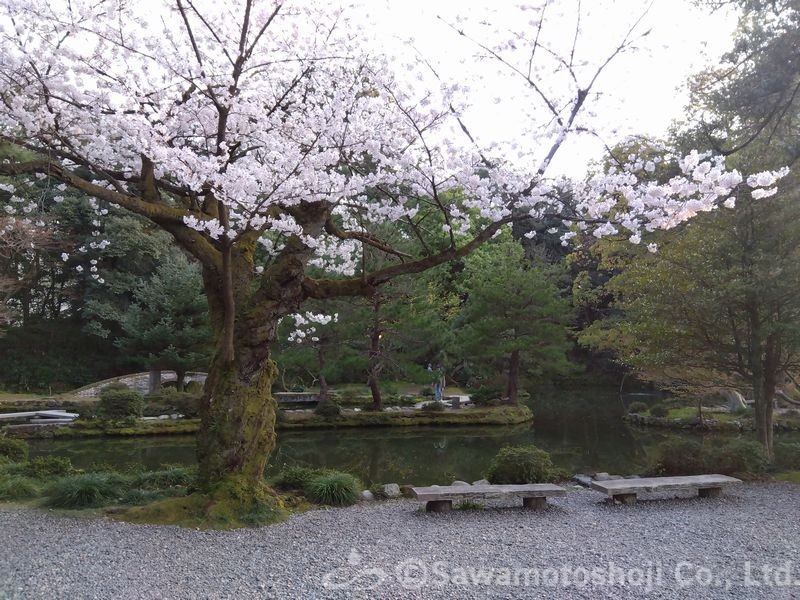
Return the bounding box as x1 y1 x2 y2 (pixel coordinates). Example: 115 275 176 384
1 483 799 600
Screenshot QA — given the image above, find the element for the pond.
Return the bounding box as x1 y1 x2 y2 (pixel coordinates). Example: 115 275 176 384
27 393 800 485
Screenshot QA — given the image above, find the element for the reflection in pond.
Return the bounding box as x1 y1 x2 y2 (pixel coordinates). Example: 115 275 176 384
27 393 800 485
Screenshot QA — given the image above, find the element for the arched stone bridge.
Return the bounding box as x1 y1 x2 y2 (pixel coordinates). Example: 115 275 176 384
71 371 208 397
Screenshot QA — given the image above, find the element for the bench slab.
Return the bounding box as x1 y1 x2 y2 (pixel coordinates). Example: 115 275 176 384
591 474 742 497
412 483 566 501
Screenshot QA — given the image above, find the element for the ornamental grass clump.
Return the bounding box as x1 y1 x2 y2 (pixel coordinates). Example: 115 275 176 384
305 471 360 506
45 472 132 508
0 476 41 501
272 465 324 491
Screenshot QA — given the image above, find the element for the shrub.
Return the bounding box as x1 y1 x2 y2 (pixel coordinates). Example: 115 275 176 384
0 436 29 462
184 380 203 394
272 465 322 491
22 456 75 479
421 401 446 413
306 472 360 506
99 388 144 419
314 401 341 419
705 438 767 475
775 442 800 470
0 476 41 501
45 472 131 508
486 445 555 484
161 389 203 418
649 404 669 418
77 404 99 420
648 438 705 475
469 385 503 406
627 401 649 414
649 437 767 476
132 466 194 490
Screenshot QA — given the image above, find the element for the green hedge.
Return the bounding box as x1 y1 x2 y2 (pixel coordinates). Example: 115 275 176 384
486 444 555 484
0 437 29 462
99 386 144 419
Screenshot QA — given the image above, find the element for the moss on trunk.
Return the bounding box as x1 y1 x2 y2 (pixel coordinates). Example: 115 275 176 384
197 355 278 489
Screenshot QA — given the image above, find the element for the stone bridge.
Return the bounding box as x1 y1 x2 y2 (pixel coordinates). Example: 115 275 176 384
72 371 208 397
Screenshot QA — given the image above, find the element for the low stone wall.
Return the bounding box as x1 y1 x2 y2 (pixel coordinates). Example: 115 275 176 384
73 372 207 397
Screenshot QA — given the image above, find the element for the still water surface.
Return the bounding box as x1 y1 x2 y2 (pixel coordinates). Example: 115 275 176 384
28 394 799 485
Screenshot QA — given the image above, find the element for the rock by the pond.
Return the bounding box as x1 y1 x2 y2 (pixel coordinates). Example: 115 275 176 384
451 480 470 487
594 472 611 481
359 490 375 501
382 483 401 498
609 475 624 480
572 474 593 488
472 479 490 486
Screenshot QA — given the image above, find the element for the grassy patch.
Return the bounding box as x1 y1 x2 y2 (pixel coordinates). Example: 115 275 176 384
775 471 800 484
10 418 202 439
278 405 533 429
666 407 741 423
119 478 287 529
11 405 532 441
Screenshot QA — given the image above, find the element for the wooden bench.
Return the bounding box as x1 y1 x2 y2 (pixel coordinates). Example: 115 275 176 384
591 474 742 505
412 483 566 512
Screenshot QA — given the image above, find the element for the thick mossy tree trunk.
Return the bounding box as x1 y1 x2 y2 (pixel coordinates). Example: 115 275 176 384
196 247 304 490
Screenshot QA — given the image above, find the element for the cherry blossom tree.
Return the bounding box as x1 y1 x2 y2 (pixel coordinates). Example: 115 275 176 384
0 0 789 497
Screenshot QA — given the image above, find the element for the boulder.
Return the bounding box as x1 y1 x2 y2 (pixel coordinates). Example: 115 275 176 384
359 490 375 501
594 472 611 481
471 479 490 486
572 474 593 488
382 483 401 498
451 480 470 487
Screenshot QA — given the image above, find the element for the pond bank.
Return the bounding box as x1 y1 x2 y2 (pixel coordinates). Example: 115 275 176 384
624 412 800 432
1 482 797 599
7 406 533 439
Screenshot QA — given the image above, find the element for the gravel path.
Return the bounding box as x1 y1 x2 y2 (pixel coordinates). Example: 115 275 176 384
1 483 799 599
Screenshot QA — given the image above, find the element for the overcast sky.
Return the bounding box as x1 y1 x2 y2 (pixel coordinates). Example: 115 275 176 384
372 0 739 176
